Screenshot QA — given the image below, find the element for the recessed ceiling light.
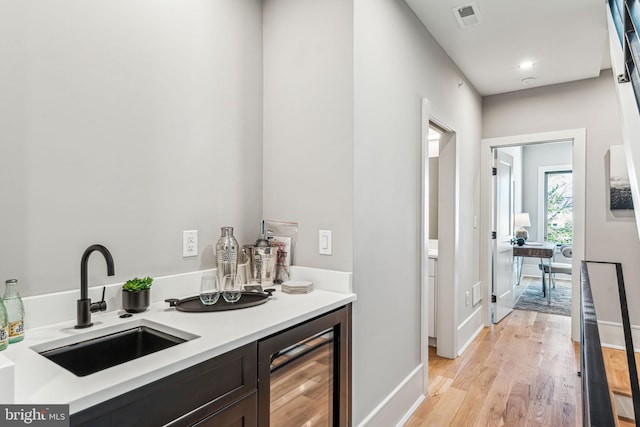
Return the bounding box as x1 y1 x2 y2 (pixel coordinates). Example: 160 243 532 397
519 61 535 70
521 77 536 85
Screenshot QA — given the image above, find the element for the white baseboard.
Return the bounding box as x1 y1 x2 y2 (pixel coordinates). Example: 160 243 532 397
395 394 426 427
520 267 571 281
457 306 484 356
357 364 425 427
521 265 541 277
597 320 640 352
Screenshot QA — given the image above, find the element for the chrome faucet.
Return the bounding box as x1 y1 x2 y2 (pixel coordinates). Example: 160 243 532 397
76 244 114 329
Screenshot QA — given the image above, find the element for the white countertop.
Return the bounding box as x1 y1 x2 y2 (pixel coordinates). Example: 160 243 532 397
2 285 355 414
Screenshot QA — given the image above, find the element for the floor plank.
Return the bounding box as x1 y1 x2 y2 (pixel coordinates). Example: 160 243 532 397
602 346 640 397
408 309 582 426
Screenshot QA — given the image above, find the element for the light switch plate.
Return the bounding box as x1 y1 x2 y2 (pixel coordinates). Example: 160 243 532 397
319 230 332 255
183 230 198 257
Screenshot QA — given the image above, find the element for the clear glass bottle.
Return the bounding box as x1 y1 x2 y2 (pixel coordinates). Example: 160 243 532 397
3 279 24 343
0 299 8 351
216 227 239 284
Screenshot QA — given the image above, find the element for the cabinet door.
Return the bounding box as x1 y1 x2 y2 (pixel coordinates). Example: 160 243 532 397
72 343 256 427
428 258 437 338
192 393 257 427
428 276 436 337
257 305 351 427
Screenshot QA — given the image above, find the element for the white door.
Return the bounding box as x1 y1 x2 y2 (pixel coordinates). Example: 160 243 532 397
492 149 514 323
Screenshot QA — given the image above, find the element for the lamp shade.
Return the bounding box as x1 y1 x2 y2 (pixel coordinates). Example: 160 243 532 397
514 213 531 227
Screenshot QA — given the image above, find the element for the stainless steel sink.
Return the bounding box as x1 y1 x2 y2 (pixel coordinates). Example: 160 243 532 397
33 320 198 377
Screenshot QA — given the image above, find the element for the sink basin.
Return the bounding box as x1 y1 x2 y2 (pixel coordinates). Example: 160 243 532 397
33 320 198 377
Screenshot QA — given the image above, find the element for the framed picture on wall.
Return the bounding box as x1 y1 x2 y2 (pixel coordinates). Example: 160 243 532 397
610 145 634 210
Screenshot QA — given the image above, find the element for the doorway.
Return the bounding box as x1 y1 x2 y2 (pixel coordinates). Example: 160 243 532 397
481 129 586 341
421 109 457 360
492 142 574 323
420 98 458 397
427 125 440 344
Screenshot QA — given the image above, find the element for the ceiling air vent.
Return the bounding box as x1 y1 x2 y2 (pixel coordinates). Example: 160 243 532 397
453 2 482 28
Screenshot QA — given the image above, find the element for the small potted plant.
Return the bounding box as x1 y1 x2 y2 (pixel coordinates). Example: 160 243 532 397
122 276 153 313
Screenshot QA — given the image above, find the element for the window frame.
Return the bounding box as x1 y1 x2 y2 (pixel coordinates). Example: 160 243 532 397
537 164 573 243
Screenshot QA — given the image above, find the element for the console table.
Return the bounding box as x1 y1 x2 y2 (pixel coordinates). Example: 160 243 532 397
513 242 556 304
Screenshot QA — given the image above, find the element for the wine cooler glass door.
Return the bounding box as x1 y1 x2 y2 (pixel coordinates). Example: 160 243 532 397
258 305 351 427
269 329 334 426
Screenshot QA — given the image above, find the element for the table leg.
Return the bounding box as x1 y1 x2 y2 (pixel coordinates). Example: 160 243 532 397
546 258 552 305
516 256 523 286
540 257 546 297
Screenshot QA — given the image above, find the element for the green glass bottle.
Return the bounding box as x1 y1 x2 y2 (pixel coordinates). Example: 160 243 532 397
3 279 24 343
0 299 8 351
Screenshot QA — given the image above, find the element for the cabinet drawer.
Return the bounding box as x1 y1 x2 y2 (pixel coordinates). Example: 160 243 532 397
192 392 257 427
71 342 257 427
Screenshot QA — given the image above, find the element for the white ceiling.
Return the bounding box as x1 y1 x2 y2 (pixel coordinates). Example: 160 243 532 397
404 0 610 96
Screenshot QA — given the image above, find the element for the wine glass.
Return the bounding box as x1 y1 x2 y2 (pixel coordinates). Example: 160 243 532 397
199 276 220 305
222 274 243 303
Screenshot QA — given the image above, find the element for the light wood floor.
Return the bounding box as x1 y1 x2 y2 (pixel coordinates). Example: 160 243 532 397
602 346 640 398
601 346 639 426
407 309 581 426
268 309 636 426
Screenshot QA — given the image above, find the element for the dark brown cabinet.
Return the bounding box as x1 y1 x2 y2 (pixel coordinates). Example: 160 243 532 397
192 393 257 427
71 342 257 427
70 304 351 427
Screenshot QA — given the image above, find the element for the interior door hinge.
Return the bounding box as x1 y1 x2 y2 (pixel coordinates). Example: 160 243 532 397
491 294 497 303
491 231 497 239
491 167 497 176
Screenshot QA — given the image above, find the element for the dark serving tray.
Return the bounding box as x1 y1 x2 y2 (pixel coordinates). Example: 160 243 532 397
165 290 274 312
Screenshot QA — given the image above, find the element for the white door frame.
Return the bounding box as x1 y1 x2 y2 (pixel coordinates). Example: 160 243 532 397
421 98 458 394
480 129 586 341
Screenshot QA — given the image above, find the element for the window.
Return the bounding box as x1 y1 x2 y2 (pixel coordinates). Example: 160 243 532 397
545 170 573 244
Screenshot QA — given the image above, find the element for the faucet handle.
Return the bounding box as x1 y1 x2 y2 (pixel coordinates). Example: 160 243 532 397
90 286 107 313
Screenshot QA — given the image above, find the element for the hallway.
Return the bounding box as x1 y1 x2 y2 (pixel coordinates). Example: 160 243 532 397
407 310 580 426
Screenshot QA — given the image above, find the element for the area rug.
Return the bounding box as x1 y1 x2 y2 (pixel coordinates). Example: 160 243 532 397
513 279 572 316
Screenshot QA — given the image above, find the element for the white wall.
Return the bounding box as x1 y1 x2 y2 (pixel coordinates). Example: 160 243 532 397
483 70 640 328
262 2 484 423
0 0 264 296
354 0 482 423
522 141 572 242
262 0 354 272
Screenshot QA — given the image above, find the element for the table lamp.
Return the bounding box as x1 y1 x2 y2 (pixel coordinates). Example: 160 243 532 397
514 213 531 241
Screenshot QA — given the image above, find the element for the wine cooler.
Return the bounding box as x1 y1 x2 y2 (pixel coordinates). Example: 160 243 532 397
258 306 351 426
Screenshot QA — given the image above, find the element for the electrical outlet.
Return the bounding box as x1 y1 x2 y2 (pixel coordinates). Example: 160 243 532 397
183 230 198 257
465 291 470 306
